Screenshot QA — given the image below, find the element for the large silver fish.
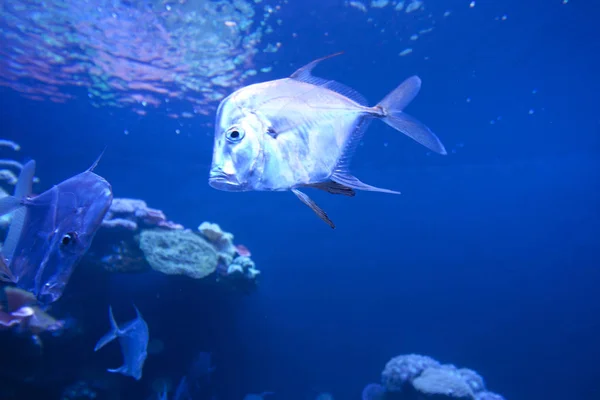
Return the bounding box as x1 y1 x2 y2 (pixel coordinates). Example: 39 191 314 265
0 155 113 303
209 53 446 228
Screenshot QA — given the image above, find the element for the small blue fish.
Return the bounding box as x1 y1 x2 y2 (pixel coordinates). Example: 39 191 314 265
0 155 113 303
209 52 446 228
94 305 149 381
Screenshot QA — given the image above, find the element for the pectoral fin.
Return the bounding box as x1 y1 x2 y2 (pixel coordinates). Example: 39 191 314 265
291 189 335 229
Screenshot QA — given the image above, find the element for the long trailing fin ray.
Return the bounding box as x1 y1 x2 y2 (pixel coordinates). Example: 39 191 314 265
331 170 401 195
291 189 335 229
290 51 344 81
376 76 447 155
88 147 107 172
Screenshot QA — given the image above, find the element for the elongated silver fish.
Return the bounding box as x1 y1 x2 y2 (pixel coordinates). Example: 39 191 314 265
209 53 446 228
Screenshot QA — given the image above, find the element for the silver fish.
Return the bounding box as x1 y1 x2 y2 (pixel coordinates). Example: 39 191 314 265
94 305 149 381
0 154 113 303
208 52 446 228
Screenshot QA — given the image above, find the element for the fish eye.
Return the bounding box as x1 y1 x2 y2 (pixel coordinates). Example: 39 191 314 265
61 232 77 246
225 127 244 143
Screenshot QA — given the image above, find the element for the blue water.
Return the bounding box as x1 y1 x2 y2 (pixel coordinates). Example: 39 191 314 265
1 0 599 399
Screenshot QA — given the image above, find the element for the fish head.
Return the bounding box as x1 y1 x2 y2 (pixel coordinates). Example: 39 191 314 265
37 172 113 303
209 94 267 191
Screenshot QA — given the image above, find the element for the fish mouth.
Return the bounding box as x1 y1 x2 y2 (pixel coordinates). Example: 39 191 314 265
208 170 242 191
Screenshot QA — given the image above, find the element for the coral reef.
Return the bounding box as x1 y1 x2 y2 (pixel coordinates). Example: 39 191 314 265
139 229 218 279
0 287 64 335
412 367 474 399
1 193 261 289
382 354 441 391
86 198 260 289
101 198 183 231
367 353 506 400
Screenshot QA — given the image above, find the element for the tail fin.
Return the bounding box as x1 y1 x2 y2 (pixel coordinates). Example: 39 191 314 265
0 160 35 216
94 306 120 351
0 160 36 267
376 76 447 155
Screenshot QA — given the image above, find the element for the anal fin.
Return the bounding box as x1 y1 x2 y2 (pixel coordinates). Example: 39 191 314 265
331 170 401 194
291 189 335 229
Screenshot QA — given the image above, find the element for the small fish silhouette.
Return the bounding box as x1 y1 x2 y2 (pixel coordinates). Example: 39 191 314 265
0 154 113 303
94 305 149 380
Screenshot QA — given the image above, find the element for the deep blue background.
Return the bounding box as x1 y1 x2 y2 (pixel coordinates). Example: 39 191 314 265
1 0 599 399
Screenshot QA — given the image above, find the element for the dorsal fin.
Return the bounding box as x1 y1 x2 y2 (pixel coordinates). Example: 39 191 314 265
289 52 368 106
290 52 344 81
88 147 107 172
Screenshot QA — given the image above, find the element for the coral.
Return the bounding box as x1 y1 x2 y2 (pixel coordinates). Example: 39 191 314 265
362 383 387 400
198 221 237 265
0 287 63 334
412 366 475 399
458 368 486 394
378 354 506 400
84 224 150 273
382 354 441 391
475 392 505 400
218 255 261 281
89 206 261 287
139 229 218 279
102 198 183 231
